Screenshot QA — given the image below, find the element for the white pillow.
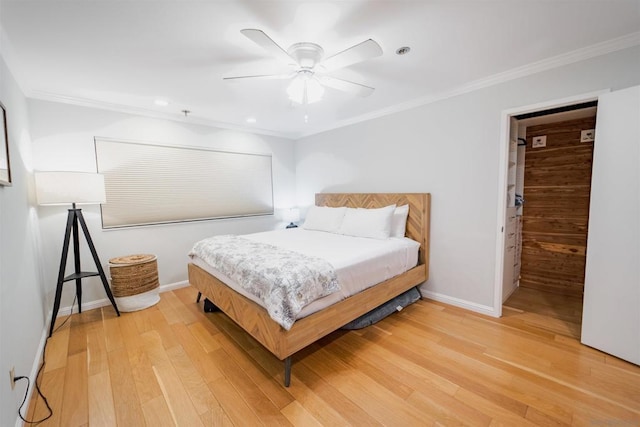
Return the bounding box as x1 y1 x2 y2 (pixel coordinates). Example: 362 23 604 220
302 206 347 233
391 204 410 238
339 204 396 239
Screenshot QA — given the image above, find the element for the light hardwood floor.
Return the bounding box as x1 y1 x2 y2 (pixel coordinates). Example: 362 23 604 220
27 286 640 426
504 287 584 339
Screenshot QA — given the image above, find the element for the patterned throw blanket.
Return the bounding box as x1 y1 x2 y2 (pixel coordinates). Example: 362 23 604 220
189 235 340 330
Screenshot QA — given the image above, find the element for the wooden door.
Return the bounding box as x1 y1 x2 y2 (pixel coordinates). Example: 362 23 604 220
519 116 596 297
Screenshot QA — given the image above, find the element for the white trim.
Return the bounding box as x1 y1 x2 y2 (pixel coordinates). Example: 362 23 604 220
26 90 298 140
493 89 611 317
500 89 608 117
14 328 48 427
158 280 191 293
20 33 640 141
493 112 511 318
300 32 640 138
420 289 498 318
502 283 519 303
54 280 190 317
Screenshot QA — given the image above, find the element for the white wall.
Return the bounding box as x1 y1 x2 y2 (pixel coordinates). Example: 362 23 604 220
295 46 640 314
28 100 296 312
0 56 48 426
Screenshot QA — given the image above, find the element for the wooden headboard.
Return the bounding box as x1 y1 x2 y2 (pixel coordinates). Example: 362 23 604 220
315 193 431 279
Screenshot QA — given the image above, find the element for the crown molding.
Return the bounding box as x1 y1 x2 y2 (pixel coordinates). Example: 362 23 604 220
26 90 298 140
298 31 640 139
18 32 640 142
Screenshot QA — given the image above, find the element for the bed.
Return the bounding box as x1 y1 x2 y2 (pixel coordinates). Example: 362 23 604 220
187 193 431 386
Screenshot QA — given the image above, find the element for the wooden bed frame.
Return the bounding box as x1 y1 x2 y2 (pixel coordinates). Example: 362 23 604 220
188 193 431 386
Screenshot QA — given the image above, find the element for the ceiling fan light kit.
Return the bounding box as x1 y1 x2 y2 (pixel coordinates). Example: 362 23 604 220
225 29 382 105
287 70 325 104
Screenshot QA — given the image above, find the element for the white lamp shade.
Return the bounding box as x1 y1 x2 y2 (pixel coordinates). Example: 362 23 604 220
35 171 106 205
283 207 301 223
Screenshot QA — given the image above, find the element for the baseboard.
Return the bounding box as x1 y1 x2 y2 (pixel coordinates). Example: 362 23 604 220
419 289 499 318
502 282 519 303
54 280 191 318
14 327 48 427
157 280 190 293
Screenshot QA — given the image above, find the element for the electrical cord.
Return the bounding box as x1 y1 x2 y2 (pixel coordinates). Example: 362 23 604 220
15 374 50 425
15 296 77 425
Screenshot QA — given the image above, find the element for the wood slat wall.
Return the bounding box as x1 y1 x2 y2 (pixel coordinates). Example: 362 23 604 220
520 116 596 297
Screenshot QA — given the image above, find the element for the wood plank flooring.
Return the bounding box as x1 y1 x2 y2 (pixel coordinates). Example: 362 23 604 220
27 286 640 426
504 287 583 339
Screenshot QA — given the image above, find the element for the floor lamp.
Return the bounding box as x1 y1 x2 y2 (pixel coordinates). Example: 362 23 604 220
35 171 120 337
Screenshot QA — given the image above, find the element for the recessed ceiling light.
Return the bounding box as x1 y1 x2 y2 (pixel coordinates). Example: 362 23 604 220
395 46 411 55
246 117 257 124
154 99 169 106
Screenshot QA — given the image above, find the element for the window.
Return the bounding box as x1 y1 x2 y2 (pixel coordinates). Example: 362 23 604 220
95 137 273 228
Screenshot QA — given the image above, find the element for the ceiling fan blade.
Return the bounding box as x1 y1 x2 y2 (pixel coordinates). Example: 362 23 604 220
322 39 383 72
319 76 375 97
223 73 293 81
240 29 297 65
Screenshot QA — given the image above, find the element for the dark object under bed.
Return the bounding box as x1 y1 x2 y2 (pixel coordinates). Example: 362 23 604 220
341 286 421 329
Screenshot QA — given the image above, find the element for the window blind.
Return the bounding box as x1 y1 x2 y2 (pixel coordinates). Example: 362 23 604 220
94 137 273 228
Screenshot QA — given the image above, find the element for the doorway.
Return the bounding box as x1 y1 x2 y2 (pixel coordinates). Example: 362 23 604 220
496 95 601 339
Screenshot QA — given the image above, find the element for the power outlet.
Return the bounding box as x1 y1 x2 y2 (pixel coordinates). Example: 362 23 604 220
9 367 15 390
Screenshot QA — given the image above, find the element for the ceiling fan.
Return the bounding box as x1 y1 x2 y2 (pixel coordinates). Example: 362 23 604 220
224 29 383 105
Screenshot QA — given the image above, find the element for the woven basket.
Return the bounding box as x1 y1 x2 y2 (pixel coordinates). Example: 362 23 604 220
109 254 159 298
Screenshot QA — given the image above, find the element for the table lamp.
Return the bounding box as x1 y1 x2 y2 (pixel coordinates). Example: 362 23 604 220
284 207 301 229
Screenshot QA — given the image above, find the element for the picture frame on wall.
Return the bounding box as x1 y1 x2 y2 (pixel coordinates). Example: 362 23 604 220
0 101 11 186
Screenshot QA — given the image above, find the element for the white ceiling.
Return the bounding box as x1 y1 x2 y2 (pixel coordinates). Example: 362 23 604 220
1 1 639 139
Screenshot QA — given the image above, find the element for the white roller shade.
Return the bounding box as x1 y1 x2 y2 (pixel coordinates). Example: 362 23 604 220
95 138 273 228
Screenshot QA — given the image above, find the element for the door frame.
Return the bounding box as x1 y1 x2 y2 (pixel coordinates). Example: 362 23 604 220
492 89 609 317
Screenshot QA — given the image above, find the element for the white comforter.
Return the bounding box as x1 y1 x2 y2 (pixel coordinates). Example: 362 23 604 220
190 228 420 322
